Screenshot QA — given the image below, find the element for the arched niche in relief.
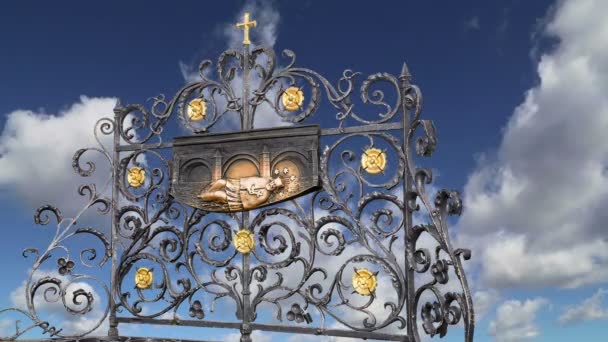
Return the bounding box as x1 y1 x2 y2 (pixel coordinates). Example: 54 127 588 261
223 154 260 179
180 158 212 183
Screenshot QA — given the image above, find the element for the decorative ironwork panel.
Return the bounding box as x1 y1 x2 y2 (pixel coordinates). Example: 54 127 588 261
0 13 474 342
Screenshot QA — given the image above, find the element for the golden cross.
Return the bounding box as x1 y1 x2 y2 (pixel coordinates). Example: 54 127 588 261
236 12 257 45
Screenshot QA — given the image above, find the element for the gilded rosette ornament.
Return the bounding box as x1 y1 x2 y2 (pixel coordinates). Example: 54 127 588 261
352 268 378 296
233 229 255 254
127 167 146 188
187 98 207 121
281 87 304 112
361 148 387 174
135 267 153 289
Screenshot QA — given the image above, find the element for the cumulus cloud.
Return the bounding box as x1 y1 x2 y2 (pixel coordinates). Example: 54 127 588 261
473 289 501 321
0 319 13 337
457 0 608 289
7 270 108 337
558 288 608 325
179 1 290 131
0 96 116 213
488 298 548 342
0 97 119 338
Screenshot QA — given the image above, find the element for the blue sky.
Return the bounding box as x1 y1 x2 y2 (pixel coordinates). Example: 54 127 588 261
1 0 607 341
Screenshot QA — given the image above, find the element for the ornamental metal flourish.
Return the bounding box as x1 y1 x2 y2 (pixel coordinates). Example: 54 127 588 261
0 13 474 342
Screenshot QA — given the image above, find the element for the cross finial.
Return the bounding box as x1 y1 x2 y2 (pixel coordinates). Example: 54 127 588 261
236 12 257 45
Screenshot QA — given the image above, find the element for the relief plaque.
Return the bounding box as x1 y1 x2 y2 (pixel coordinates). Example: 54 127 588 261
170 125 320 212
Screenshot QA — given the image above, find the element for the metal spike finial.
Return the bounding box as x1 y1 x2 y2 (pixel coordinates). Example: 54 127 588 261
400 62 412 83
113 98 124 115
0 32 475 342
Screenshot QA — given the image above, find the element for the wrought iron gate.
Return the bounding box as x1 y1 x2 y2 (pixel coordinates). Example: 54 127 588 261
0 13 474 342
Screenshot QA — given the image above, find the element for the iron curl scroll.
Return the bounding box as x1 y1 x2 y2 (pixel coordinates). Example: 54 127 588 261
402 76 475 340
0 44 474 342
0 118 115 340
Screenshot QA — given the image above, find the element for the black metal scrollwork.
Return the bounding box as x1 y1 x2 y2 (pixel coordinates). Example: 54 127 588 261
0 119 114 340
1 43 474 342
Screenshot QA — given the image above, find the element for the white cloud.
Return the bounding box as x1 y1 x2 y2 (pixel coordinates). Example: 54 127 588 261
558 288 608 325
179 1 290 131
179 61 203 85
0 319 12 337
488 298 548 342
0 96 116 213
456 0 608 289
474 289 501 321
8 269 108 337
473 232 608 288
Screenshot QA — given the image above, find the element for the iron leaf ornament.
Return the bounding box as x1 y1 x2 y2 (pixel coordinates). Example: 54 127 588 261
0 12 474 342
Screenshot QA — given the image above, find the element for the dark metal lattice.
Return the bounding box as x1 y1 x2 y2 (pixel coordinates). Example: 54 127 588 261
0 35 474 342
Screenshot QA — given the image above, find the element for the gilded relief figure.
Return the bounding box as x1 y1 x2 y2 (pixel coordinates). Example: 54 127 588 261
198 177 284 211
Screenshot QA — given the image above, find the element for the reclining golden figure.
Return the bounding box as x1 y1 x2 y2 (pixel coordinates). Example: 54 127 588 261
198 177 284 211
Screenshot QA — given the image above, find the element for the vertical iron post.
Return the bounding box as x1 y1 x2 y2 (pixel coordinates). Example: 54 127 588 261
240 38 253 342
108 103 122 340
400 63 418 342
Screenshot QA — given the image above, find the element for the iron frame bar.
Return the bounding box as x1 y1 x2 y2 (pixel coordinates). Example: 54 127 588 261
115 122 404 152
0 28 474 341
117 317 410 341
